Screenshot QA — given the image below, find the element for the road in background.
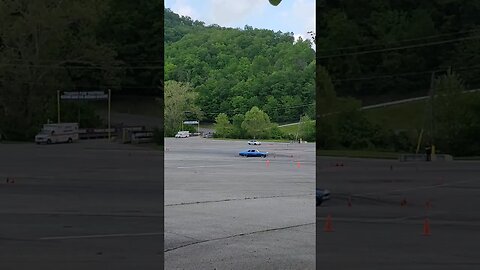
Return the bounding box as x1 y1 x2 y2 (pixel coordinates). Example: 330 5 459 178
165 137 315 269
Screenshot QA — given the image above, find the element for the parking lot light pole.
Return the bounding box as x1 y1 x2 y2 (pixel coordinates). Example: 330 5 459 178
57 90 61 123
108 89 111 141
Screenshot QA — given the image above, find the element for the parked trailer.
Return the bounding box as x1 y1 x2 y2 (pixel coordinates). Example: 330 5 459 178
131 131 154 144
78 128 116 139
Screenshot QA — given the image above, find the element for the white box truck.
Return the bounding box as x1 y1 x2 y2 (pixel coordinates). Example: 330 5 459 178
35 123 79 144
175 131 190 138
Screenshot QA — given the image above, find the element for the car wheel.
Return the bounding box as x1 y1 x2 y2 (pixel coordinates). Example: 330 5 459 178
47 139 52 144
68 138 73 143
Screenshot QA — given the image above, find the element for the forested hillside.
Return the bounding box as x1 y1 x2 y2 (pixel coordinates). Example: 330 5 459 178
318 0 480 103
317 0 480 156
165 8 316 124
0 1 162 140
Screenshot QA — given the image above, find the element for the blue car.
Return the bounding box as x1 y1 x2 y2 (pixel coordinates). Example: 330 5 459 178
316 189 330 206
239 149 268 158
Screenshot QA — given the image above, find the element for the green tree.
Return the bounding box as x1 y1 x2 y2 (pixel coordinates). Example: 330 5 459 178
98 0 162 95
432 70 478 155
298 115 315 142
165 9 315 123
164 80 202 136
0 0 121 140
241 106 272 139
214 113 232 137
317 65 337 115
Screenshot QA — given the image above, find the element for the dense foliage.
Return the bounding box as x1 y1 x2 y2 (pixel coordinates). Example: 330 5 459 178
318 0 480 102
318 0 480 156
98 0 162 95
165 9 315 124
0 0 162 140
164 80 202 136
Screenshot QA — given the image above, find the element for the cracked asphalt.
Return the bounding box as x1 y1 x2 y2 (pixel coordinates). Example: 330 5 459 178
0 140 163 270
317 157 480 270
164 137 315 269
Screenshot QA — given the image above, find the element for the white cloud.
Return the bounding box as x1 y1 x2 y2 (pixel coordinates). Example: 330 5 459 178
169 0 196 19
292 0 315 42
209 0 268 26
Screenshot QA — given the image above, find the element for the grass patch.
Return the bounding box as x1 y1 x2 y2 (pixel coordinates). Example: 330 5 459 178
363 100 426 131
317 149 401 159
279 124 299 135
278 120 315 135
363 91 480 131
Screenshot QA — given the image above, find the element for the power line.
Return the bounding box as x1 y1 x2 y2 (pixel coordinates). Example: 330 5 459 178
0 79 160 89
201 102 315 116
318 28 480 53
318 35 480 59
5 59 163 64
0 63 162 70
331 64 480 82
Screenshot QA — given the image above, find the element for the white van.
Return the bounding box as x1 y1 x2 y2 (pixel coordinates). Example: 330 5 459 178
35 123 79 144
175 131 190 138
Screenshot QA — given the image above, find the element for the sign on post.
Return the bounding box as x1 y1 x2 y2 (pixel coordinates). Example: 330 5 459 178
183 120 199 125
182 120 200 133
57 90 111 141
60 91 108 100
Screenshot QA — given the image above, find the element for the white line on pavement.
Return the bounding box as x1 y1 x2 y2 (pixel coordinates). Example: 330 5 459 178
177 165 235 169
39 232 163 240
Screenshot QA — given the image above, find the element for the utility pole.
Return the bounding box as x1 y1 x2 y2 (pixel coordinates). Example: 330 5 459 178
417 72 436 154
108 89 111 141
429 71 435 146
57 90 61 123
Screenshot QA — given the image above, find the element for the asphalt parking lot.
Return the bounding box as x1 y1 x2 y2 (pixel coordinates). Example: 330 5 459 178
317 157 480 270
0 140 163 270
164 137 315 270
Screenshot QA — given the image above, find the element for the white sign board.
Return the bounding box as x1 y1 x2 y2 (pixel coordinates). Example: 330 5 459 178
183 120 199 125
61 91 108 100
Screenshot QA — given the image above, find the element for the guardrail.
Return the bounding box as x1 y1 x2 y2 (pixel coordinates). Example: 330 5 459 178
399 154 453 162
78 128 115 139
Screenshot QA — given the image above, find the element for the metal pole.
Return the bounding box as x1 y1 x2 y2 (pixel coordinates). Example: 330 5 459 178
57 90 61 123
429 72 435 145
108 89 111 141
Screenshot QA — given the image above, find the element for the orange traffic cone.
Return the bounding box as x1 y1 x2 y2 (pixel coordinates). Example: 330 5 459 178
324 214 334 232
423 218 431 236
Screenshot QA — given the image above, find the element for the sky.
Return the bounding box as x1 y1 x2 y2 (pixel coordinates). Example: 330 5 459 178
165 0 315 43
